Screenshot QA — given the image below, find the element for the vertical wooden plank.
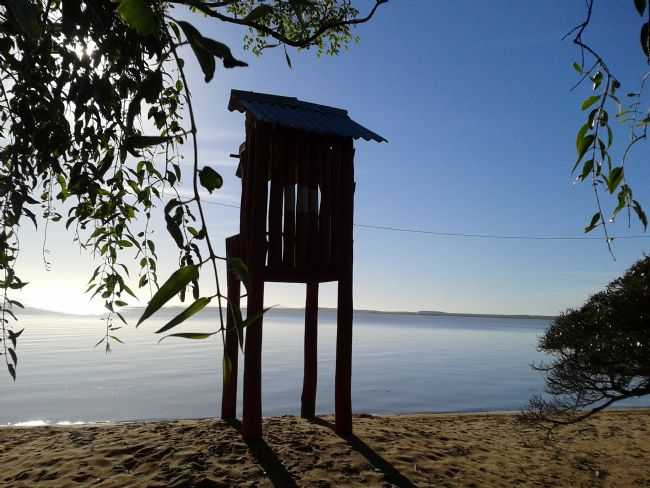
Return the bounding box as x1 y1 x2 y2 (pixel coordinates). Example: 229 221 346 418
330 138 343 275
318 139 333 273
282 132 296 268
295 133 309 270
306 138 320 273
239 116 255 263
242 121 270 441
221 235 240 420
335 138 355 437
301 281 319 419
268 128 283 268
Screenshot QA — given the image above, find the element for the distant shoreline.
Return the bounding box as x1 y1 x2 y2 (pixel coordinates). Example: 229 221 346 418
20 305 557 321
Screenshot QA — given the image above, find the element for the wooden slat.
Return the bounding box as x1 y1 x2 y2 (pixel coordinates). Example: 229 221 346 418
268 128 283 267
239 116 255 263
295 133 308 269
330 138 344 274
318 139 333 270
282 136 296 268
306 138 320 271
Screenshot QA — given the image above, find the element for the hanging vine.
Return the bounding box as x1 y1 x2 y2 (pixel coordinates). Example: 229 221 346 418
0 0 387 380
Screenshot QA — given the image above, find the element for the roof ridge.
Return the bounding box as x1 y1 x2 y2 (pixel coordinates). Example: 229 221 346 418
228 89 386 143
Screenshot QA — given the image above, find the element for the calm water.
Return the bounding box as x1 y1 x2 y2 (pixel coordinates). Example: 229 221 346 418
1 309 637 425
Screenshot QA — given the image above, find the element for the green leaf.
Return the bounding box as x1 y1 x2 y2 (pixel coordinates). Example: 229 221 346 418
635 0 647 16
166 217 184 249
607 126 613 147
641 22 650 58
243 4 274 22
8 328 24 348
125 135 171 149
158 331 218 343
200 37 248 69
137 265 199 326
632 200 648 230
155 297 211 334
124 135 172 157
242 306 275 331
228 257 250 291
226 299 244 350
575 134 595 168
7 363 16 381
284 45 292 69
199 167 223 193
574 123 590 168
572 62 582 73
175 21 247 80
109 335 125 344
585 212 601 233
607 167 624 193
581 95 600 111
8 348 17 366
579 159 594 181
592 71 603 91
117 0 157 35
5 0 41 39
176 21 216 81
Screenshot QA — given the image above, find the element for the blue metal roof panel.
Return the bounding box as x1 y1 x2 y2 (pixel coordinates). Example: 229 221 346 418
228 90 386 143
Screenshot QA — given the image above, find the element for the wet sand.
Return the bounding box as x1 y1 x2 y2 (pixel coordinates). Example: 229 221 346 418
1 410 649 487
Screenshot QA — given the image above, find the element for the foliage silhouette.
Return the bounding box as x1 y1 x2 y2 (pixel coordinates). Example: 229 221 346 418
0 0 387 380
520 255 650 429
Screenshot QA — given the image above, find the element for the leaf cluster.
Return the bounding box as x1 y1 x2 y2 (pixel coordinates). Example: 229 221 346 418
569 0 650 250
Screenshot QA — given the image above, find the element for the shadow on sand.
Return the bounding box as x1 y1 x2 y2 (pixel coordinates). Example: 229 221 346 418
226 417 416 488
226 419 299 487
311 417 417 488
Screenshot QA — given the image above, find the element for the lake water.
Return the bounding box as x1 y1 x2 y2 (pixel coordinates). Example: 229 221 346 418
1 309 644 426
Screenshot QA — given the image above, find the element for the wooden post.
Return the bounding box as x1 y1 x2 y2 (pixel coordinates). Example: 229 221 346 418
242 275 265 440
335 139 355 436
242 121 270 441
301 281 319 419
221 236 240 420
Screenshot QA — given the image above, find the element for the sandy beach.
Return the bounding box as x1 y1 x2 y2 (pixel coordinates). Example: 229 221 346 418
1 410 649 487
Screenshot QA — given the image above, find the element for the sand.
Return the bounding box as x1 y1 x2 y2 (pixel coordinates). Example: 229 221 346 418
1 410 649 487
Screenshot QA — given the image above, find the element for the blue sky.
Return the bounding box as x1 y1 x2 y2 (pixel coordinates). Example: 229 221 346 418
16 1 650 315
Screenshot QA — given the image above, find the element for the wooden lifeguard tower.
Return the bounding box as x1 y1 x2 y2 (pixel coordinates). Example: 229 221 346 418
221 90 385 440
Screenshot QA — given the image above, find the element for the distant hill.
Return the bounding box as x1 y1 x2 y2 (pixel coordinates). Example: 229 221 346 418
17 305 556 321
417 310 556 320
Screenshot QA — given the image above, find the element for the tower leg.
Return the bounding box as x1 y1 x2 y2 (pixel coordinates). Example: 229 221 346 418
242 275 265 440
221 237 240 420
335 273 353 436
301 281 319 419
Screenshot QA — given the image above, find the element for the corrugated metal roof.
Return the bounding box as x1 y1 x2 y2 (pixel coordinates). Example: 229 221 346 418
228 90 386 143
